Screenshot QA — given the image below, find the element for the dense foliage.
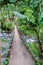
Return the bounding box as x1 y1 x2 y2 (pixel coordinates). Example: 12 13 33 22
0 4 15 32
0 0 43 65
16 0 43 56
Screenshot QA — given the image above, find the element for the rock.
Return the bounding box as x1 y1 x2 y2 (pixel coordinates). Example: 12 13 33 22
0 33 2 37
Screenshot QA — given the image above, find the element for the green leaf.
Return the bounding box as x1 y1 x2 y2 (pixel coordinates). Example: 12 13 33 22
0 0 3 3
9 0 17 2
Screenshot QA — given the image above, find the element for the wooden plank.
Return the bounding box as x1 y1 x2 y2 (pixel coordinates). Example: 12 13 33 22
9 26 35 65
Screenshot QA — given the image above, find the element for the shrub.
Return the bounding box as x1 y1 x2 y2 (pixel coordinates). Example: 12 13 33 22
1 21 14 32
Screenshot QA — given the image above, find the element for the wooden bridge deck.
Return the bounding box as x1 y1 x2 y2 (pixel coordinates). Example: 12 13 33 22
9 25 35 65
